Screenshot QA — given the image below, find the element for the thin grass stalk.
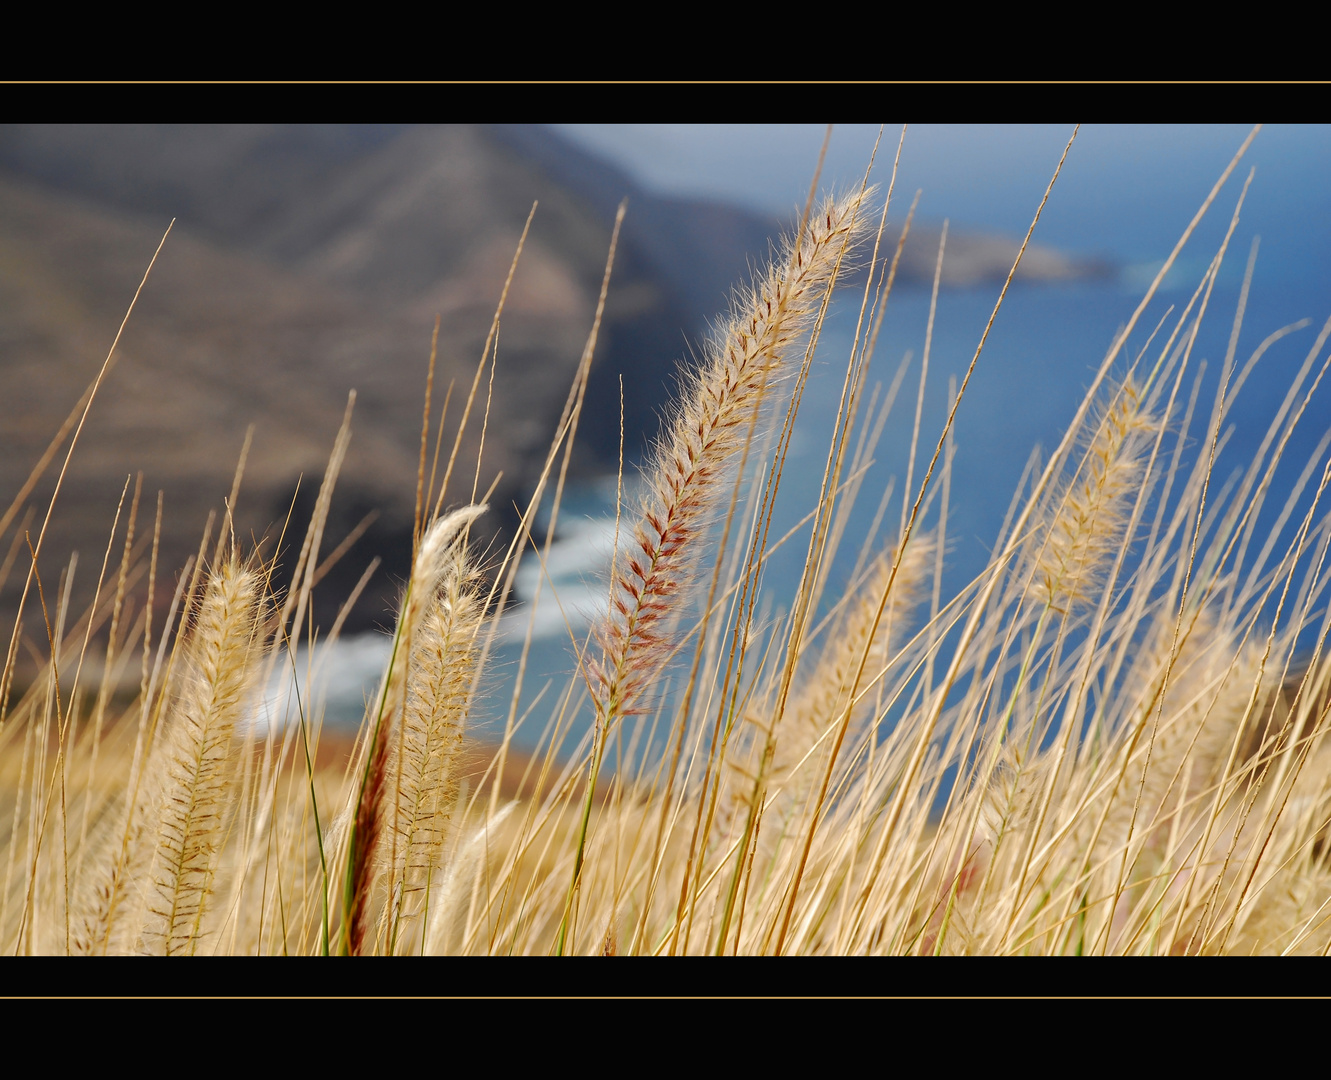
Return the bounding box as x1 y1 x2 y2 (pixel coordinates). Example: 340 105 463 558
771 126 1083 955
489 200 625 832
0 223 173 729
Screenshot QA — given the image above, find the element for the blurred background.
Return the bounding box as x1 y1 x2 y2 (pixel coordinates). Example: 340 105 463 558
3 124 1328 742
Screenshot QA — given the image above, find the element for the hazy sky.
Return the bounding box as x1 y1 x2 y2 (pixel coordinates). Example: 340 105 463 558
553 125 1331 284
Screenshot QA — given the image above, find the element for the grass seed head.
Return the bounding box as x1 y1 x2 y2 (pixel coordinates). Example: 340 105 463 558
590 190 872 730
1034 378 1156 613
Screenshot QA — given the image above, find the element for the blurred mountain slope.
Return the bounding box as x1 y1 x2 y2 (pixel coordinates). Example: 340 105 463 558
0 124 1110 642
0 124 780 637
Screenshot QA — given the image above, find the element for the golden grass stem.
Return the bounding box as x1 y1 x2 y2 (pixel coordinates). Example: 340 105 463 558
1 223 173 728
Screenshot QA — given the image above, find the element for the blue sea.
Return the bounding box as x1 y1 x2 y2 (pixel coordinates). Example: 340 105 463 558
276 127 1331 762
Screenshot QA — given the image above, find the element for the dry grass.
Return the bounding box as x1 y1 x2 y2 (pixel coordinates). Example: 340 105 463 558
5 124 1331 959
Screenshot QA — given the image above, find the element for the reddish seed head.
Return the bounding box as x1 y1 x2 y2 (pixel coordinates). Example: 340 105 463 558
591 190 868 723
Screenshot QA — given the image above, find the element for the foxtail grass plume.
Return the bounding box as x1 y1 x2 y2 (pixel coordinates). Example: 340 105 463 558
1035 378 1156 613
590 190 872 732
343 503 486 956
139 556 265 955
379 523 486 953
